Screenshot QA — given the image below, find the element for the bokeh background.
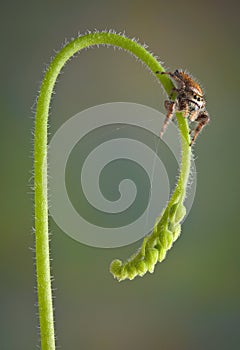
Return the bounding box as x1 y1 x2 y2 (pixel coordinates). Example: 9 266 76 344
1 0 239 349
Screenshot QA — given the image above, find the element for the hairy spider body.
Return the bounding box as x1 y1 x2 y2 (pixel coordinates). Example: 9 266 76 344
157 69 210 146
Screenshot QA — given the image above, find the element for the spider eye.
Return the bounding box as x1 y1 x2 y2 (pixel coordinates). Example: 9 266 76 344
193 94 202 102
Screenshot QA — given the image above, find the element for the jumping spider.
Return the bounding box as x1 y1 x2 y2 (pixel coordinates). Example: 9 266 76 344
156 69 210 146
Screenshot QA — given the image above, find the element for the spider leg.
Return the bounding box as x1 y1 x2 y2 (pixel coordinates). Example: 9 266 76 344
159 71 186 90
190 112 209 146
158 71 175 78
189 110 199 122
160 100 175 138
156 71 178 91
178 99 189 117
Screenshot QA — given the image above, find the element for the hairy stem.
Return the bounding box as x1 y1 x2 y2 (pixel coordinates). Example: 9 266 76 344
34 31 176 350
110 111 191 281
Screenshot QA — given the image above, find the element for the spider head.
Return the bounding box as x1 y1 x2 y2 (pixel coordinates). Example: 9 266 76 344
189 89 206 109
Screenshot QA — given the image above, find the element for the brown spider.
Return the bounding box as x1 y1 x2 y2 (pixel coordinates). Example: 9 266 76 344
156 69 210 146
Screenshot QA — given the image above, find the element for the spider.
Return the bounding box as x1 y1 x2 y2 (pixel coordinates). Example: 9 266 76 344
156 69 210 146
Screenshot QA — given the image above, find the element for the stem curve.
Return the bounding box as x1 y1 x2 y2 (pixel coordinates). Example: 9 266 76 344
34 31 191 349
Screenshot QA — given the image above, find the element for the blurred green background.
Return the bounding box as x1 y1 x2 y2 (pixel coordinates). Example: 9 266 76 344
1 0 239 349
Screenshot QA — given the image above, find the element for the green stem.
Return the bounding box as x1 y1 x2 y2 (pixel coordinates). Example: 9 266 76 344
34 31 175 349
110 111 191 281
169 111 191 205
